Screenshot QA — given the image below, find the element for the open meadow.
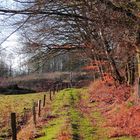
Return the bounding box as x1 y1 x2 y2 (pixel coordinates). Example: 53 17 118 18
0 93 46 140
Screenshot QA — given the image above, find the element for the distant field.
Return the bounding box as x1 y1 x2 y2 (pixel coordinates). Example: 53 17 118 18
0 92 46 139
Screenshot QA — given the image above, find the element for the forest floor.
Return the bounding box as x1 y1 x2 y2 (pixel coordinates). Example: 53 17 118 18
17 80 140 140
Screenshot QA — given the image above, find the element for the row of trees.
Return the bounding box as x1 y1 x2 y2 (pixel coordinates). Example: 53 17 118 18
0 58 12 77
26 51 89 73
0 0 140 86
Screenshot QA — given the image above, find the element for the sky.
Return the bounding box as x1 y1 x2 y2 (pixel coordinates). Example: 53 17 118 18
0 0 25 70
0 22 23 71
1 33 22 69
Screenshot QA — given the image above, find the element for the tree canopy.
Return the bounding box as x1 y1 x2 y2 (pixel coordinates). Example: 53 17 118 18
0 0 140 84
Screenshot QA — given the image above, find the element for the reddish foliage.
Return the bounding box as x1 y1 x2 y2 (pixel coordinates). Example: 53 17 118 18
58 131 71 140
78 99 92 115
82 60 109 71
82 65 99 71
57 125 71 140
89 80 130 104
107 105 140 137
88 80 140 137
102 73 114 83
92 60 108 65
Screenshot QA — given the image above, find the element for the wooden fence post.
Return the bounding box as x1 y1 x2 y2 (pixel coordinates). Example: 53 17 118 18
57 84 59 92
66 83 68 89
69 82 72 88
59 83 62 90
53 86 55 95
61 83 63 89
49 89 52 101
43 94 46 107
56 85 58 92
63 83 65 89
38 100 41 117
61 83 64 90
23 108 27 123
67 83 69 88
11 112 17 140
32 102 36 126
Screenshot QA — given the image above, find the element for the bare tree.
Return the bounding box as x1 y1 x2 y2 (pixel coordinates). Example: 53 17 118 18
0 0 140 85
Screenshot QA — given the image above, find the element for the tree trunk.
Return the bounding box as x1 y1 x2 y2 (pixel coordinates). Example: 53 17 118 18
125 63 129 85
109 55 124 83
93 53 104 80
130 57 135 85
134 29 140 97
126 57 135 85
136 46 140 97
99 29 123 83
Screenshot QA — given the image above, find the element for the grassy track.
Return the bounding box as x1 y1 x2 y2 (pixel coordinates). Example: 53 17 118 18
36 89 95 140
36 88 138 140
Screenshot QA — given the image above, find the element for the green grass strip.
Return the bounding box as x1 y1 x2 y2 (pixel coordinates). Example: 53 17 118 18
36 89 73 140
36 116 65 140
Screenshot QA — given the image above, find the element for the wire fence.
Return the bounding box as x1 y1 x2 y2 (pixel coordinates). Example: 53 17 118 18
0 82 71 140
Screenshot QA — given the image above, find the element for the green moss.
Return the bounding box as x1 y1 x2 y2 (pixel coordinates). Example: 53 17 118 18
68 89 94 140
36 88 95 140
61 88 107 140
36 89 73 139
127 101 135 108
36 117 65 140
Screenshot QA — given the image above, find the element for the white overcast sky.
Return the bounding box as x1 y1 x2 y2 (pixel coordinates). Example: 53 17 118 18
0 0 24 70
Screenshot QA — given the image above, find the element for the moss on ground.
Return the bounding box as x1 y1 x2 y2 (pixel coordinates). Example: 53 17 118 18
36 117 65 140
68 89 94 140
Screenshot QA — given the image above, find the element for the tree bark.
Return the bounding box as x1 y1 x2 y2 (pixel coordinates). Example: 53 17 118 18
135 29 140 97
126 57 135 85
136 46 140 97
